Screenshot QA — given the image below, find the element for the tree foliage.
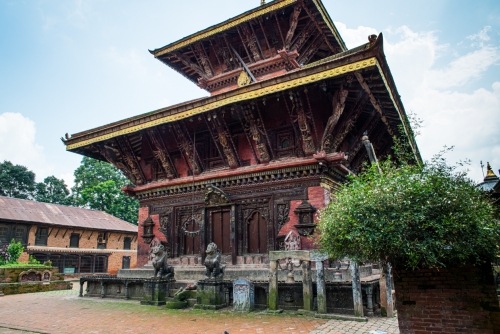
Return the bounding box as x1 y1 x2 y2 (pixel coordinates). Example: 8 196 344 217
35 176 70 205
0 161 36 199
318 153 499 270
72 157 138 224
0 239 24 265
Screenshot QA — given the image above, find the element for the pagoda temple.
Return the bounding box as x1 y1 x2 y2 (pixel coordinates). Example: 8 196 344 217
63 0 420 272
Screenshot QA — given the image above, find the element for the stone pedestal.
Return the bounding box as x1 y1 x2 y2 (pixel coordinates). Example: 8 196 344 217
140 278 173 306
233 278 254 312
194 280 227 310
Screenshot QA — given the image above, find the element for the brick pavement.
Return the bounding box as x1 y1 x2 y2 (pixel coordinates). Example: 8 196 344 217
0 286 400 334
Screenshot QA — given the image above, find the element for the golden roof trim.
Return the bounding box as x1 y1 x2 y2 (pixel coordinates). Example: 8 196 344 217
153 0 297 57
66 57 378 151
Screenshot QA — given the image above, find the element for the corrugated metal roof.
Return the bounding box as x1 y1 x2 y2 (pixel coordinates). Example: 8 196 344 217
0 196 137 233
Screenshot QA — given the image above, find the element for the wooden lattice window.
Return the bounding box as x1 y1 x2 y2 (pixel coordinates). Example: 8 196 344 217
0 224 8 244
35 227 48 246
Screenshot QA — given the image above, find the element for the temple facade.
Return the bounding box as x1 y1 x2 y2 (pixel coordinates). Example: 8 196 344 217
63 0 420 273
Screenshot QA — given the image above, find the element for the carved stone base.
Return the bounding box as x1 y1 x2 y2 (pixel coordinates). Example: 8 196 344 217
140 278 174 306
194 280 227 309
165 300 188 309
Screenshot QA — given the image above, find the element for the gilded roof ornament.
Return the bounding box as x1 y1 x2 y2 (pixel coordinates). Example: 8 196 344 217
486 162 497 178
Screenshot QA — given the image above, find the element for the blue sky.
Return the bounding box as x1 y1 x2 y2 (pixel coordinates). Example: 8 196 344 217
1 0 499 188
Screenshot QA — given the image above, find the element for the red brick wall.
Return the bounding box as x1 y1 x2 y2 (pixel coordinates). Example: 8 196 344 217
137 206 150 267
394 264 500 334
277 186 326 250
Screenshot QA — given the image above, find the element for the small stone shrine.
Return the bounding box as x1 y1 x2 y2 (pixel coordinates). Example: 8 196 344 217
233 278 254 312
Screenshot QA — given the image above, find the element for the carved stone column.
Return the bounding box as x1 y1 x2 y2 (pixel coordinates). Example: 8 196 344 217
302 260 313 311
381 263 394 317
316 260 326 314
350 262 363 317
269 260 279 310
366 285 374 316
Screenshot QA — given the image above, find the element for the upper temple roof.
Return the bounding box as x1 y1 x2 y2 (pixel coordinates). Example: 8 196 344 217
149 0 347 95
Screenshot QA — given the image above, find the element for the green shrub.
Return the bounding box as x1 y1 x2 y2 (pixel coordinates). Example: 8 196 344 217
28 255 40 265
317 154 498 270
6 239 24 264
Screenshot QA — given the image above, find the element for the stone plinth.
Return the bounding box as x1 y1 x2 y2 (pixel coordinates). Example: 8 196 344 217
140 278 174 306
233 278 254 312
194 280 227 310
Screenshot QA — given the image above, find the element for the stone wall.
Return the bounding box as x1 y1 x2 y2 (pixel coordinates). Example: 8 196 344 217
0 266 71 295
394 264 500 333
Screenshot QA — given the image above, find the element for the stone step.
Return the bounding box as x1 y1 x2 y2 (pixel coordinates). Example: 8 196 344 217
187 298 197 307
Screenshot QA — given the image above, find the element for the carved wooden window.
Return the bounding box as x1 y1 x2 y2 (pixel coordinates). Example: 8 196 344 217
209 208 231 255
69 233 79 248
49 254 63 273
247 211 268 254
35 227 48 246
123 237 131 250
0 224 8 244
65 255 79 272
275 128 295 158
97 232 107 249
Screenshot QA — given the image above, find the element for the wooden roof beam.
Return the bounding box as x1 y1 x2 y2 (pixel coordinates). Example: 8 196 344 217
284 5 302 50
301 3 336 53
355 72 395 136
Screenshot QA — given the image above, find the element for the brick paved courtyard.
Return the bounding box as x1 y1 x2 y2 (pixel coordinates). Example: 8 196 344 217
0 285 400 334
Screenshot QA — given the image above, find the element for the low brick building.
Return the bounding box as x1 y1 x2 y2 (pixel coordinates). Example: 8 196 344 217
0 196 138 275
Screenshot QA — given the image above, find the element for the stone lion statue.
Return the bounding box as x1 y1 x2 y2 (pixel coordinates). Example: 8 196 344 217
204 242 224 280
151 244 174 279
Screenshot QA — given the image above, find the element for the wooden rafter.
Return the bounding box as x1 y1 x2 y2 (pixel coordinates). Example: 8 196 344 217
301 3 336 53
172 52 207 79
284 5 302 50
146 128 178 179
354 72 395 136
320 85 349 151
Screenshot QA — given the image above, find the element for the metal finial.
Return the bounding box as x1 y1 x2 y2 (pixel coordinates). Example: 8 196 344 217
486 162 496 178
261 0 266 5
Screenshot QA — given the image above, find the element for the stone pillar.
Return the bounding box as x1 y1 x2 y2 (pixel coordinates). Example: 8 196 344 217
383 263 394 318
79 279 85 297
124 281 130 300
316 260 327 314
350 262 363 317
100 281 105 298
269 260 278 310
366 285 374 316
302 260 313 311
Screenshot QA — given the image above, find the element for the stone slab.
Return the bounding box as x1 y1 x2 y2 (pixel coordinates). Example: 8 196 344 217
165 300 188 309
297 309 368 322
233 278 254 312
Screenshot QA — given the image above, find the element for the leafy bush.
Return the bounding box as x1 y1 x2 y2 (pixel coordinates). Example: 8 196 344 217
6 239 24 264
318 154 498 270
28 255 40 265
0 244 9 265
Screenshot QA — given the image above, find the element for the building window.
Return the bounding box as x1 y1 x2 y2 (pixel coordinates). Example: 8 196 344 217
95 256 107 273
0 224 8 244
35 227 48 246
123 237 131 250
14 226 27 244
122 256 131 269
97 232 107 249
69 233 80 248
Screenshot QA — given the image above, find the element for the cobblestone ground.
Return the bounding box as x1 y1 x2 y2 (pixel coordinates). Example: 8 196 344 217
0 285 399 334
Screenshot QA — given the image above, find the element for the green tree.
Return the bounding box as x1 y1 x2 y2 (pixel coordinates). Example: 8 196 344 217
72 157 138 224
317 154 499 270
35 176 70 205
0 161 36 199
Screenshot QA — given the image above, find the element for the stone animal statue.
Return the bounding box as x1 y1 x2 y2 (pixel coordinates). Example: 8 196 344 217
174 283 197 301
204 242 224 280
151 244 174 279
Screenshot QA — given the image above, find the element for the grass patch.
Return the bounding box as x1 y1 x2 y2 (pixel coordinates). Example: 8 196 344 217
0 262 51 268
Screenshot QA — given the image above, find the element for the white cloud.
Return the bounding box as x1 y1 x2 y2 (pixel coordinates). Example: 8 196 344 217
0 113 54 182
334 23 500 182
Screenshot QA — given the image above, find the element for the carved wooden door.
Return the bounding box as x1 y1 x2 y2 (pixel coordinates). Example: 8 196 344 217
247 211 268 254
184 220 201 255
209 207 231 254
